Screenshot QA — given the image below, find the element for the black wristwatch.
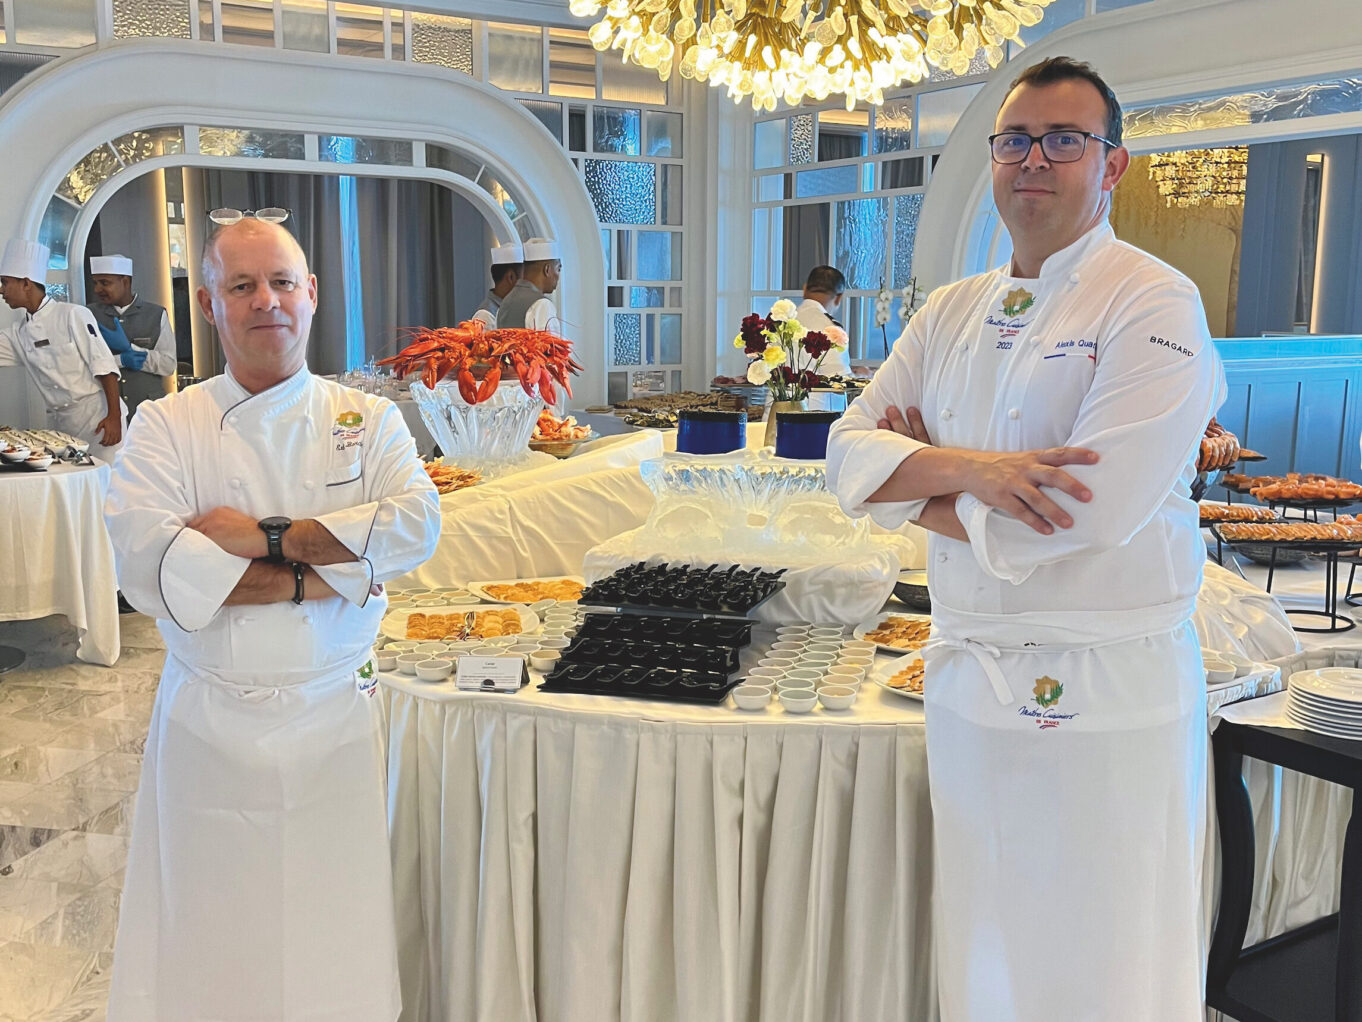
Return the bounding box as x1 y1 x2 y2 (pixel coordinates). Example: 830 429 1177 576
258 516 292 562
290 562 306 605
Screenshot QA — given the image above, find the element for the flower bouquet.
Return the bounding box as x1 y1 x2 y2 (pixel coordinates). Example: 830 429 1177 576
733 298 848 402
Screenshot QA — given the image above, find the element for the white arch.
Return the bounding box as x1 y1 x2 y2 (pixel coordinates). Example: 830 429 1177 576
913 0 1362 287
0 38 608 403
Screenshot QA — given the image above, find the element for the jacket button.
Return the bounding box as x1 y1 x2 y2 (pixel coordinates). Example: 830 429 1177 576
302 615 312 625
304 481 315 490
230 478 241 488
937 552 948 563
1008 408 1020 420
1069 273 1080 285
1030 338 1041 347
941 409 953 420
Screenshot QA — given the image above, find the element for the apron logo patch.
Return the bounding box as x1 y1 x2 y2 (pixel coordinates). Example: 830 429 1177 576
357 660 377 697
1017 675 1079 729
333 411 365 451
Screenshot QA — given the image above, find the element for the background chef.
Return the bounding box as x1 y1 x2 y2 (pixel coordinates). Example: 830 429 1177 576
87 253 177 417
0 238 126 455
469 241 523 329
496 237 561 332
795 265 853 378
827 57 1223 1021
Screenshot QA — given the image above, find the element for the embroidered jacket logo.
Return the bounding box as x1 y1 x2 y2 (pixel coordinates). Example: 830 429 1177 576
1016 675 1079 730
1001 288 1036 318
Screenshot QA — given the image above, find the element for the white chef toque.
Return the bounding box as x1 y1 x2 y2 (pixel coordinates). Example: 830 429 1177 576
521 238 561 262
90 254 135 276
490 242 524 265
0 239 50 284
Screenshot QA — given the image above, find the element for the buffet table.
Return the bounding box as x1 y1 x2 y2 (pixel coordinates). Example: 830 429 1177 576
0 460 119 665
379 667 935 1022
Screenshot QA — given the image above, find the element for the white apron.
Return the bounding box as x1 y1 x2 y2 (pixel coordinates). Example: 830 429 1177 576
108 654 400 1022
51 389 126 462
923 601 1206 1022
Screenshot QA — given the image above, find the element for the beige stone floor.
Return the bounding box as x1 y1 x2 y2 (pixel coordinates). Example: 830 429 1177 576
0 613 164 1022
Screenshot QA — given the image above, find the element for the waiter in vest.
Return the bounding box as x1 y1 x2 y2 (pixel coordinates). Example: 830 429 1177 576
827 57 1223 1020
496 237 561 331
470 241 523 329
87 253 177 416
0 238 125 456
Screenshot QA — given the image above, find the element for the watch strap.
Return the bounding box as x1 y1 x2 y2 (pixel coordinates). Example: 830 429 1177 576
291 562 305 605
266 530 285 562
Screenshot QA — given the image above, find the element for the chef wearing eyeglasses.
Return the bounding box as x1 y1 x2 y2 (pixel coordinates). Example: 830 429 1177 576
828 57 1224 1021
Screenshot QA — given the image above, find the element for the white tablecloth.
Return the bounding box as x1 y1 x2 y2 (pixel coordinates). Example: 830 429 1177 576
379 661 935 1022
0 461 119 665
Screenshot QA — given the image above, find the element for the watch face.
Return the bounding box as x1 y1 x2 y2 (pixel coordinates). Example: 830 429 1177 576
259 516 291 531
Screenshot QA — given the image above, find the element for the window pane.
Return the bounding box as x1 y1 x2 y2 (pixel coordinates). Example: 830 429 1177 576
14 0 97 46
602 57 666 104
637 231 680 281
111 127 185 165
795 165 859 198
568 105 587 151
778 203 831 290
487 22 542 93
281 0 327 53
335 3 384 58
645 110 682 157
1097 0 1150 8
917 84 984 147
817 109 869 161
411 13 472 74
645 314 656 363
113 0 193 39
789 114 814 165
754 118 786 170
57 144 123 205
757 173 787 202
613 314 642 365
425 143 482 179
39 197 78 270
1015 0 1085 48
549 28 595 98
390 12 404 59
608 286 624 308
660 164 682 226
752 207 771 291
834 198 888 290
873 98 914 153
892 194 923 289
600 229 610 274
659 314 681 363
630 287 664 308
584 159 656 224
882 156 924 189
320 135 413 165
218 0 274 47
608 371 628 405
198 127 306 159
593 107 641 155
477 169 523 218
1124 77 1362 140
197 0 213 40
615 229 632 279
519 99 563 143
669 287 681 306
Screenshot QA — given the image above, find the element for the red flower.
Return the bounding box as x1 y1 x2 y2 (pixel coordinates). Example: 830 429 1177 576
802 331 831 358
740 313 767 354
799 370 820 390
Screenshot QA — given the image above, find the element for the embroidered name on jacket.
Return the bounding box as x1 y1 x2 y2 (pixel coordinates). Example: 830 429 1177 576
1149 335 1194 357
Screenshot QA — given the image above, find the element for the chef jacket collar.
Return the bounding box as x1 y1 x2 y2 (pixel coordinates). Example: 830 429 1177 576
25 296 53 322
217 363 312 428
1002 219 1114 285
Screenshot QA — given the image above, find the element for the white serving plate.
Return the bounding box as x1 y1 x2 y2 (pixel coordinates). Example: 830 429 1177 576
380 605 539 642
853 611 932 655
1289 668 1362 705
464 575 586 605
1285 704 1362 740
1286 690 1362 724
870 651 926 702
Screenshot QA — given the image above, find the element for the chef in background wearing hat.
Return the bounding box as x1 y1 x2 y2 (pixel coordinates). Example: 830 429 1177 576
88 254 177 417
496 237 561 332
0 238 126 455
469 242 523 329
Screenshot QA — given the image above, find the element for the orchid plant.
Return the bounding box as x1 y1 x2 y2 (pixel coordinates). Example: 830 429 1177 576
733 298 849 402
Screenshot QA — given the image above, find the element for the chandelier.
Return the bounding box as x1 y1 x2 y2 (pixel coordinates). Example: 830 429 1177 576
1147 147 1248 209
568 0 1054 111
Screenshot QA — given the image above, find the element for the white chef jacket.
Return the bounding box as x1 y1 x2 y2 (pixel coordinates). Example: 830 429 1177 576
828 221 1225 621
525 295 558 331
0 298 124 452
115 296 178 378
794 297 851 377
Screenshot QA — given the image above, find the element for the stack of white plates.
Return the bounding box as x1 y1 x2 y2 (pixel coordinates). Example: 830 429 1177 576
1285 668 1362 739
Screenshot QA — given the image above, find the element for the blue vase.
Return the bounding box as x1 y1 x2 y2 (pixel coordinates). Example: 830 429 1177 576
676 409 747 455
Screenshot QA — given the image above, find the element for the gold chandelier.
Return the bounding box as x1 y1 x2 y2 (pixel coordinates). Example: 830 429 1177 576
1148 147 1248 209
568 0 1054 111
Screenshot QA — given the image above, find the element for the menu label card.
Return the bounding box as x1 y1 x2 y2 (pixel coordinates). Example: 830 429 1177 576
455 655 527 692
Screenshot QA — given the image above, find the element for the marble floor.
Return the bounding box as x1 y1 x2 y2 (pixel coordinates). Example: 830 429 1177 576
0 613 164 1022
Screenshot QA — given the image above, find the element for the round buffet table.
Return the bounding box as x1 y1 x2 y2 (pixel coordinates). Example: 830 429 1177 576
0 460 119 666
379 665 934 1022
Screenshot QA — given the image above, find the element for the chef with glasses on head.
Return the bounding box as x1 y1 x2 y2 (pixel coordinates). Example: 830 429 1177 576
828 56 1225 1021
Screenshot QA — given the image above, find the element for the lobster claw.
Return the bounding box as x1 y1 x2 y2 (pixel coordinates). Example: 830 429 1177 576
538 375 557 405
457 368 479 404
475 363 502 403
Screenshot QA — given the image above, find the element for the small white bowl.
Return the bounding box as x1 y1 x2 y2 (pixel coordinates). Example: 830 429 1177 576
1222 652 1257 678
404 588 432 596
415 658 453 682
397 653 428 676
825 665 864 688
539 637 571 651
1 447 31 462
433 587 468 597
385 597 413 609
375 652 398 672
471 646 502 657
1204 658 1236 685
841 640 876 656
838 654 874 668
771 641 805 653
759 655 798 669
24 455 53 470
776 625 811 637
785 668 822 687
780 690 818 713
449 594 481 605
776 677 815 692
386 640 419 652
799 653 837 667
806 642 841 656
414 641 449 655
486 635 519 647
530 651 561 672
747 667 784 685
413 595 447 606
818 685 857 710
733 685 772 710
507 644 539 659
809 627 845 639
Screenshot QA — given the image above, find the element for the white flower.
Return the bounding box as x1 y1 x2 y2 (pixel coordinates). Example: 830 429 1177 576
747 359 772 385
769 298 798 322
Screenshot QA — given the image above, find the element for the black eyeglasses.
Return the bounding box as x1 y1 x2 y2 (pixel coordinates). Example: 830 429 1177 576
988 130 1119 165
208 207 291 225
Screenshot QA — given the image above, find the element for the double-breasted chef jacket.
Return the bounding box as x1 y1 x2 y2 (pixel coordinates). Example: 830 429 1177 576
0 297 127 456
827 221 1226 1021
104 366 441 1022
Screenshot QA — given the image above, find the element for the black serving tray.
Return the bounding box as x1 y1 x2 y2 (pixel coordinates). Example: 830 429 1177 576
539 661 738 704
574 613 753 649
1210 524 1362 552
579 562 787 619
561 635 740 675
